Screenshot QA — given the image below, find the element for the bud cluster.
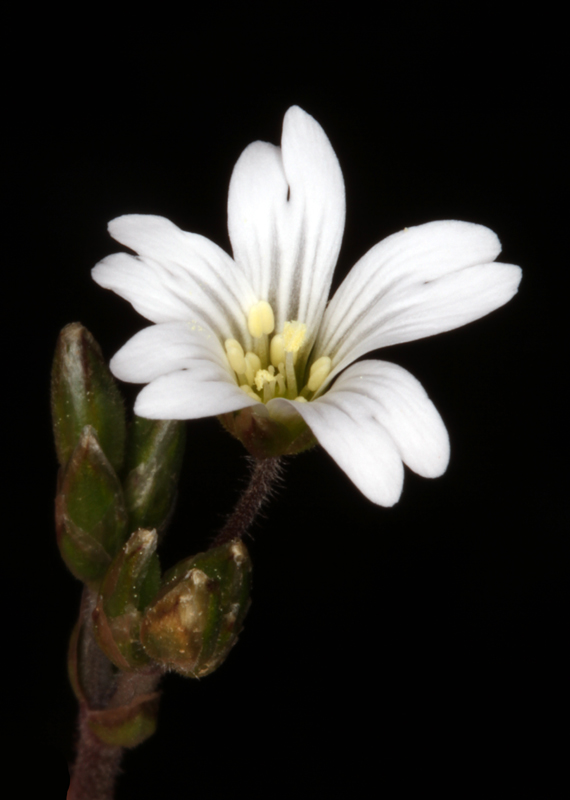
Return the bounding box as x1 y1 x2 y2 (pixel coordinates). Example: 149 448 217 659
52 324 253 747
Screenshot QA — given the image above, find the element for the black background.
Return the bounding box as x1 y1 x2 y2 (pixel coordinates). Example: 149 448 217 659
10 8 565 796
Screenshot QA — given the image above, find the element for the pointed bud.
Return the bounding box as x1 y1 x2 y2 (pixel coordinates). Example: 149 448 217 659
51 323 126 471
123 417 186 537
93 529 161 670
55 426 128 586
140 540 252 678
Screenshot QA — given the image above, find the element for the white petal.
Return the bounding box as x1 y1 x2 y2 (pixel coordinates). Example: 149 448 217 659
110 321 232 384
316 220 522 375
324 360 450 478
228 106 345 342
134 368 259 420
93 215 256 344
93 252 194 323
269 359 449 505
269 391 402 509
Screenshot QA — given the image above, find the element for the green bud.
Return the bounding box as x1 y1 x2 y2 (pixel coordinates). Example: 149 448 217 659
51 323 126 472
93 529 161 670
55 426 128 586
140 540 252 678
219 402 316 459
123 416 186 537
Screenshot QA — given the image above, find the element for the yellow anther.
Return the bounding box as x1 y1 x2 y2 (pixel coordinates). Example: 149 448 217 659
244 351 261 386
254 369 276 392
293 396 308 403
225 339 246 374
247 301 275 338
283 321 307 353
270 334 286 367
307 356 332 392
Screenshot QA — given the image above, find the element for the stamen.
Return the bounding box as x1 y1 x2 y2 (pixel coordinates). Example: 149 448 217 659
225 339 246 375
270 334 285 367
283 321 307 354
258 334 269 367
247 301 275 338
263 381 276 403
285 351 298 399
230 306 321 406
244 352 261 386
307 356 332 392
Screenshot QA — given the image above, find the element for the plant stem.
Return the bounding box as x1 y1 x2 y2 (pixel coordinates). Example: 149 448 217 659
212 457 283 547
67 590 163 800
67 706 123 800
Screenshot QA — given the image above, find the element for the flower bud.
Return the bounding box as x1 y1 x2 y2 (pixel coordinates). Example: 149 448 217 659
140 540 252 678
55 426 128 586
122 416 186 537
219 402 316 459
51 323 126 472
93 529 161 670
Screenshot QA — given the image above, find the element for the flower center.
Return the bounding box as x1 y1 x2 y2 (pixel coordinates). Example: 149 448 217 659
224 300 332 404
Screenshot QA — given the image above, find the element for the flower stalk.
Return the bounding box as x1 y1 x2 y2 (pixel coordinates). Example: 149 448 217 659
212 456 284 547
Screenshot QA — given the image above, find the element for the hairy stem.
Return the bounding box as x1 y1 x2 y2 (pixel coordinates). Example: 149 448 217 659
212 457 284 547
67 706 123 800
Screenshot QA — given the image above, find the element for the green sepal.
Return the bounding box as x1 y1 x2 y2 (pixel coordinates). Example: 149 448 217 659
140 540 252 678
51 322 126 472
55 426 128 586
123 417 186 537
219 402 316 459
93 529 161 670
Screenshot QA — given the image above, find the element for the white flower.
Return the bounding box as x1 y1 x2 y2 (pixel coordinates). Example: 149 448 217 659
92 106 521 506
